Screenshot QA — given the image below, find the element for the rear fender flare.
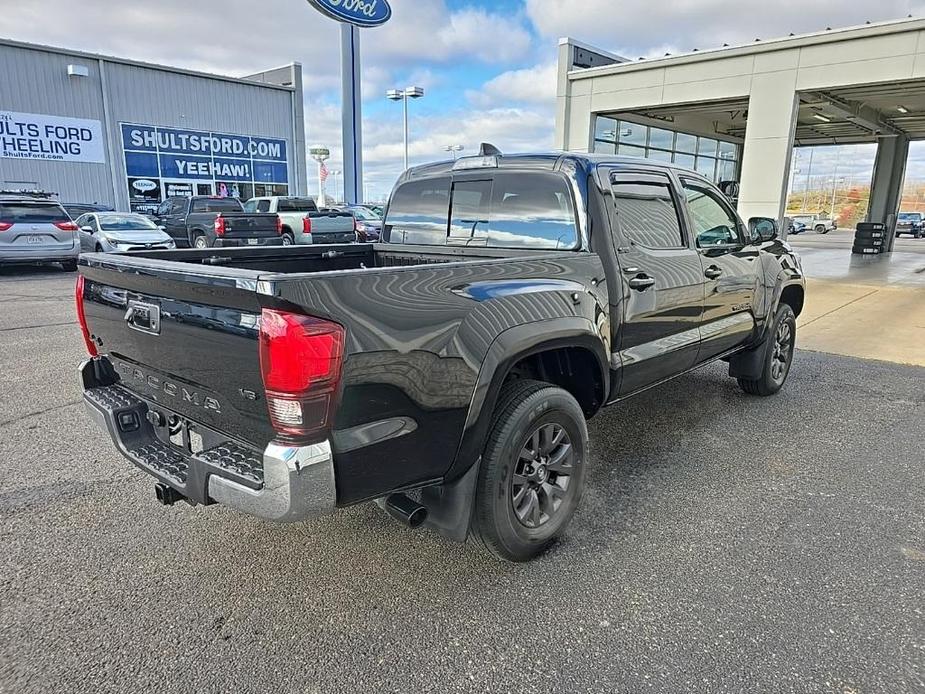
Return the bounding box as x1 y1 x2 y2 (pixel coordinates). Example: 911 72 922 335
444 317 609 483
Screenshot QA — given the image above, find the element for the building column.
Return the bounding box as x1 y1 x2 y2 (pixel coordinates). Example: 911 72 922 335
867 134 909 252
736 72 800 224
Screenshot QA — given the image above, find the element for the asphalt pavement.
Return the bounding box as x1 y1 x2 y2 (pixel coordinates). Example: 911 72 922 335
1 266 923 694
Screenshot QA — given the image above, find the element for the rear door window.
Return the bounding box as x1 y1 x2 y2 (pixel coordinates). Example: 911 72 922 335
488 173 577 249
0 203 70 224
611 177 686 249
384 178 450 244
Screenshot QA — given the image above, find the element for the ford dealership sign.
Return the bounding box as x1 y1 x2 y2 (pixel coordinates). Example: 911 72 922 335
306 0 391 27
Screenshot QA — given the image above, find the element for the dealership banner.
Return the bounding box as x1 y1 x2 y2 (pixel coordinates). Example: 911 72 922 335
0 110 105 163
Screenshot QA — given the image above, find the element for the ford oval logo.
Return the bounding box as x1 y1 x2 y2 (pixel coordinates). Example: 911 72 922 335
305 0 391 27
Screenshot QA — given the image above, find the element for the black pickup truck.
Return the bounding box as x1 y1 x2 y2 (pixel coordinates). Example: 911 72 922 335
76 148 805 561
152 195 282 249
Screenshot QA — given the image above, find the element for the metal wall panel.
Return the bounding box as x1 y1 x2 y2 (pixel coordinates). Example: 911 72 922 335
0 44 112 204
1 41 305 210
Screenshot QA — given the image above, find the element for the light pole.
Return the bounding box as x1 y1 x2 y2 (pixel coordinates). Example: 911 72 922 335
387 86 425 171
309 145 330 207
329 169 341 203
445 144 464 160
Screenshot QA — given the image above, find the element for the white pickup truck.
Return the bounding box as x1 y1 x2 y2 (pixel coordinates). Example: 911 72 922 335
244 196 356 245
791 213 837 234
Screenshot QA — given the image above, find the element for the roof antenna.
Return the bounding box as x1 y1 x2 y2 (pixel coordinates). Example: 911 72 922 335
479 142 502 156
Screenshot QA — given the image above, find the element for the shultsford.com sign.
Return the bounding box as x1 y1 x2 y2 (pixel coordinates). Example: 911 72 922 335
0 111 105 163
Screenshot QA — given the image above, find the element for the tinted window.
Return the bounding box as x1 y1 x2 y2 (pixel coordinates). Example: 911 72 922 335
449 180 491 245
277 198 315 212
190 198 243 213
0 203 69 224
167 198 186 215
384 178 450 244
612 181 684 249
682 182 742 247
487 173 577 249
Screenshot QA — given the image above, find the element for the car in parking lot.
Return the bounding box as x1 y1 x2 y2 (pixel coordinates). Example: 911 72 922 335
76 146 806 563
63 202 115 220
0 191 79 271
152 195 283 248
340 204 382 241
895 211 923 238
75 212 175 253
791 213 837 234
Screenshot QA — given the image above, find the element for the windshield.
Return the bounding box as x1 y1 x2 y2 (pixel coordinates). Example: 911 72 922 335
898 212 921 221
351 207 380 221
99 214 158 231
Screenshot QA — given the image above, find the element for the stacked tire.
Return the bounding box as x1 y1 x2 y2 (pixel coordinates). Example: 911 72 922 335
853 222 886 255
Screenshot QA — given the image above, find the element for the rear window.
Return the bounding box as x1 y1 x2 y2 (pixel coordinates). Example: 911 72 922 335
277 198 316 212
898 213 921 221
385 172 578 249
190 198 243 213
0 203 69 224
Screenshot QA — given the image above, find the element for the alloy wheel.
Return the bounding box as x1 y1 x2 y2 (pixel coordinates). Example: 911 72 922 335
511 423 574 529
770 320 793 383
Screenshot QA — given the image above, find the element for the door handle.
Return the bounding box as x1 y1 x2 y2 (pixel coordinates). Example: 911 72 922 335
627 275 655 290
704 266 723 279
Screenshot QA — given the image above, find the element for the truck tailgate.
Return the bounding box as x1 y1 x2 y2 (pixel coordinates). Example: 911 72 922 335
220 213 279 239
79 256 275 447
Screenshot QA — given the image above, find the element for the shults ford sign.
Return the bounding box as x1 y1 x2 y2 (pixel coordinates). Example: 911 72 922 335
306 0 391 27
0 111 105 163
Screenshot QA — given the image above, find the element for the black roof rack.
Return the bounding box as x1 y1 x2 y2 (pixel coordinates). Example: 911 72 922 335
0 189 59 199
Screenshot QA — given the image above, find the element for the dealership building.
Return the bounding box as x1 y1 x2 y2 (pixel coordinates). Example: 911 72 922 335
0 38 307 213
556 17 925 250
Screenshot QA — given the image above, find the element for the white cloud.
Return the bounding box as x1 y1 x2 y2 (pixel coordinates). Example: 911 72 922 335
469 61 558 107
525 0 918 56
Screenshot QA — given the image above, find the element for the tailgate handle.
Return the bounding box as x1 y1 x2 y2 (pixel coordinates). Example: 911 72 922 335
124 300 161 335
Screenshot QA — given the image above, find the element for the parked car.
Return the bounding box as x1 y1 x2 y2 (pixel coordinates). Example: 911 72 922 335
152 196 282 249
63 202 115 220
76 212 175 253
0 190 78 271
788 219 807 235
791 213 836 234
243 196 355 245
340 204 382 241
76 147 805 562
895 211 923 238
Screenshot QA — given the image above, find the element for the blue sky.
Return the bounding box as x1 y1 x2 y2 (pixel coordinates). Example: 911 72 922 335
3 0 925 199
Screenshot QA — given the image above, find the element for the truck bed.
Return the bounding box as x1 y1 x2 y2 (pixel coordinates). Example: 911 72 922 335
78 243 605 506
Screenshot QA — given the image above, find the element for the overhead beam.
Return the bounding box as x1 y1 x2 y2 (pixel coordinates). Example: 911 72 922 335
803 91 902 136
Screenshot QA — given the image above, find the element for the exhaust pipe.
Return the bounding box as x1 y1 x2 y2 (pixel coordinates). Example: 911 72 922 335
384 493 428 528
154 483 186 506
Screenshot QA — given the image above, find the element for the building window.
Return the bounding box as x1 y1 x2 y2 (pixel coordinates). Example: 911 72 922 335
593 117 740 184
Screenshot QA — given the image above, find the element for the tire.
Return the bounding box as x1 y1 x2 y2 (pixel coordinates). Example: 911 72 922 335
738 303 796 396
60 260 77 272
281 233 294 245
193 234 209 249
94 244 103 252
814 225 826 234
471 379 588 562
854 230 884 240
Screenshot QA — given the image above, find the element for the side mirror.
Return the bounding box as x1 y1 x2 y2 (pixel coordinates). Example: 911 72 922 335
749 216 778 242
80 225 93 233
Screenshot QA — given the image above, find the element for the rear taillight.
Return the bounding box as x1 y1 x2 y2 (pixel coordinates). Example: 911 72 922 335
75 274 98 356
55 220 78 231
0 221 12 232
276 215 283 235
214 215 226 236
259 309 345 441
302 217 312 234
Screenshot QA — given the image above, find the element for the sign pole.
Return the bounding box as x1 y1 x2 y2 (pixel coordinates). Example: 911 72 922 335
340 23 363 205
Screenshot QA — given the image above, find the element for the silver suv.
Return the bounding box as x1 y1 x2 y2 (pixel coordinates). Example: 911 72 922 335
0 192 79 271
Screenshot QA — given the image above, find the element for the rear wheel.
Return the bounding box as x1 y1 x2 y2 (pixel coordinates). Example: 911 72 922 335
281 233 294 245
738 304 796 396
814 224 826 234
193 234 209 249
471 379 588 562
